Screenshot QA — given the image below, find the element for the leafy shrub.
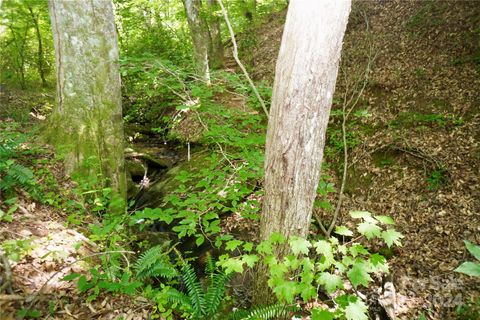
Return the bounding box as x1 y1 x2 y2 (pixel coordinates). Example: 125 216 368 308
217 211 403 320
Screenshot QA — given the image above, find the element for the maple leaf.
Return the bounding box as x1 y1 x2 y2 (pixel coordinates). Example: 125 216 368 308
345 299 368 320
347 261 372 288
381 229 404 247
317 272 344 294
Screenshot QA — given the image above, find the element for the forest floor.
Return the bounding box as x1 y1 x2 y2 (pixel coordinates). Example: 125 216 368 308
1 0 480 319
226 0 480 318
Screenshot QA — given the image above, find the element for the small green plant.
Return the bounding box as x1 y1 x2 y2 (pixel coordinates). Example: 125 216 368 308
63 268 142 302
134 243 178 280
218 211 403 320
426 169 447 190
0 123 36 199
454 240 480 277
455 298 480 320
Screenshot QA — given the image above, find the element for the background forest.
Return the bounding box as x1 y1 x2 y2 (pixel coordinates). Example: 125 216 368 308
0 0 479 319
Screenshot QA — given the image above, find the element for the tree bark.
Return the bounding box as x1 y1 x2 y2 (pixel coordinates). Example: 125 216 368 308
206 0 224 69
183 0 212 83
48 0 126 200
27 5 47 87
255 0 351 304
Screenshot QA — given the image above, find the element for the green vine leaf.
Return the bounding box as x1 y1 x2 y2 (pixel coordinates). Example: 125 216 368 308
311 308 334 320
345 299 368 320
357 222 381 239
347 261 372 288
375 215 395 225
381 229 404 247
335 225 354 237
317 272 344 294
289 236 312 255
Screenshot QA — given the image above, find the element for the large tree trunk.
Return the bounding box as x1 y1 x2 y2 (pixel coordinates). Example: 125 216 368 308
27 5 47 87
48 0 126 200
206 0 224 69
255 0 351 304
183 0 212 83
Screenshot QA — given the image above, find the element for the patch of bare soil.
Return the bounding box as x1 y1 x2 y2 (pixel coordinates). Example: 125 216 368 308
251 0 480 318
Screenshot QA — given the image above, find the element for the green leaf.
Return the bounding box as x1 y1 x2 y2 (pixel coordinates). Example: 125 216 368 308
454 262 480 277
335 225 354 237
62 273 81 281
269 232 286 244
221 258 244 274
272 280 297 302
226 239 243 251
317 272 344 294
375 215 395 225
347 262 372 288
289 236 311 255
349 244 369 257
311 308 334 320
314 240 334 271
350 211 372 220
243 242 254 252
345 299 368 320
357 222 381 239
464 240 480 261
381 229 404 247
195 235 205 246
370 253 389 273
257 240 273 255
242 254 259 268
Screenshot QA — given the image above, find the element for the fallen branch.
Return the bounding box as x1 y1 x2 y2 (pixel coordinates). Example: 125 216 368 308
217 0 269 118
0 294 24 301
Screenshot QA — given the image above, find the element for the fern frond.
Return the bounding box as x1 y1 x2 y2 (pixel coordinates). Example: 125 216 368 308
166 287 193 311
134 244 178 279
181 263 206 318
205 251 216 276
204 271 232 317
234 304 298 320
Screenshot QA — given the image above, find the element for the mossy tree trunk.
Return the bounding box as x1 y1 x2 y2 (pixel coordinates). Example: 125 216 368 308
48 0 126 200
183 0 212 83
254 0 351 304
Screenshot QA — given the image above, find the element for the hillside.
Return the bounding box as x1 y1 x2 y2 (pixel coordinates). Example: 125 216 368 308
243 0 479 318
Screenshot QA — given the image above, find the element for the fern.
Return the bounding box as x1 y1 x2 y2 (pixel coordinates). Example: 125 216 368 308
134 244 178 279
0 129 36 198
165 287 194 312
229 304 298 320
181 263 206 318
205 271 232 317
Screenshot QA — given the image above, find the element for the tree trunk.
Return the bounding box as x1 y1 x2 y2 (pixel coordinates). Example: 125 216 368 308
206 0 224 69
183 0 212 83
48 0 127 200
254 0 351 304
27 5 47 87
